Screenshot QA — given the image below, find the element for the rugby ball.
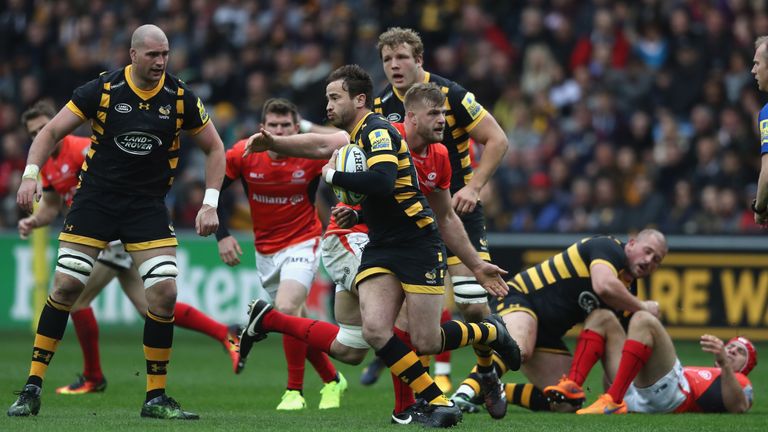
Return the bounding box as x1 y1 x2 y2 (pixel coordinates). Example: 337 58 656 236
333 144 367 205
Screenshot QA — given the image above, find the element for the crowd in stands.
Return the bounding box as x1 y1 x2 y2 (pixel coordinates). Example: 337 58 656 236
1 0 766 235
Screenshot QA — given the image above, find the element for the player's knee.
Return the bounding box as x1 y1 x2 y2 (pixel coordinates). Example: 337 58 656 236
410 331 441 355
452 276 488 320
362 325 391 350
584 308 620 331
274 299 302 316
56 247 95 286
457 302 488 323
629 310 658 331
138 255 178 289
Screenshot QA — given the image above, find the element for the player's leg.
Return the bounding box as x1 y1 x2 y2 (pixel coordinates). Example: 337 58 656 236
10 182 111 415
432 307 453 392
447 204 492 324
56 261 119 395
520 351 573 412
578 311 675 414
544 309 625 408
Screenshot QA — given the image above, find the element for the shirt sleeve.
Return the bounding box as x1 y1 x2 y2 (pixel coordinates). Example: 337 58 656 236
760 105 768 154
434 144 452 190
179 81 210 134
446 82 487 133
584 237 626 276
66 78 102 120
225 141 244 180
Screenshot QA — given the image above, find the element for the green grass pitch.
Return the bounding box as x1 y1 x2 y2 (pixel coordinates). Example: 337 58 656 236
0 328 765 431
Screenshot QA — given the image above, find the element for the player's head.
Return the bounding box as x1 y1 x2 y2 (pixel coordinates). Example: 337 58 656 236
624 229 667 278
325 65 373 130
21 101 57 140
261 98 300 137
726 336 758 375
378 27 424 93
404 82 446 143
130 24 170 84
753 36 768 91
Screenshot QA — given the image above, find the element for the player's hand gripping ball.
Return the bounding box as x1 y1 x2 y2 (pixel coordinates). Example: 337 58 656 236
333 144 368 205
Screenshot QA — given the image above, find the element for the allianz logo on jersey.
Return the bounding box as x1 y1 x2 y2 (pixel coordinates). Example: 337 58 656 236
252 193 304 205
114 132 162 155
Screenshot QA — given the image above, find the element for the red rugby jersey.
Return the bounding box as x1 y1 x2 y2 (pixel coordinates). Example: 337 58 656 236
673 366 753 413
393 122 451 195
225 140 325 254
40 135 90 207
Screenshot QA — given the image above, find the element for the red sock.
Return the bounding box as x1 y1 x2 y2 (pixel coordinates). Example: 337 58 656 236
175 302 228 341
392 327 416 413
307 346 338 383
71 307 103 381
568 329 605 385
283 334 308 390
607 339 653 403
262 309 339 353
434 309 452 364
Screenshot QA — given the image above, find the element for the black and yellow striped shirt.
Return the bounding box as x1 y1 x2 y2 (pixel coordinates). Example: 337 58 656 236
503 236 635 330
374 72 487 194
66 65 209 197
346 112 436 244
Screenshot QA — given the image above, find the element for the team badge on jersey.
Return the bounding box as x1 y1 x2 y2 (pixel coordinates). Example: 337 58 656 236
461 92 483 120
159 104 171 119
196 97 209 123
368 129 392 151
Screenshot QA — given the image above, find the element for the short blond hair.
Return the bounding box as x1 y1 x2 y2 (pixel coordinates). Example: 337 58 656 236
377 27 424 60
755 35 768 58
404 83 445 111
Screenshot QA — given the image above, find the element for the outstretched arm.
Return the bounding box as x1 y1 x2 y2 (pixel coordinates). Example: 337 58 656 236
427 188 508 297
245 129 350 159
700 334 751 413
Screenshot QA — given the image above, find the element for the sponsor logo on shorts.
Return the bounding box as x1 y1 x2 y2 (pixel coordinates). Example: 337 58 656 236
578 291 599 314
115 103 132 113
114 132 162 155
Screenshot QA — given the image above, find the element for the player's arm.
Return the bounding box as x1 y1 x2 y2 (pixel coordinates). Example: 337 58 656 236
322 148 398 196
245 129 349 159
190 122 226 236
591 263 655 315
426 187 508 297
454 114 508 215
700 334 751 413
17 109 84 213
754 109 768 224
214 176 243 266
18 190 63 239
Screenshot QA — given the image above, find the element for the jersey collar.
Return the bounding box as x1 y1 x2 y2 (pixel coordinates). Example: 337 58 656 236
392 71 431 102
125 65 166 101
349 111 374 140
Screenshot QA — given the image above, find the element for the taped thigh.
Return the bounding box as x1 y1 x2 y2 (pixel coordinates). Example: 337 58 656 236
56 248 95 285
451 276 488 304
138 255 178 288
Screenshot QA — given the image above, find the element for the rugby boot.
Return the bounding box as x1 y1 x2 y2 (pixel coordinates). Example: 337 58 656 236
391 399 463 427
544 375 585 407
450 391 483 414
318 372 347 409
223 324 242 374
7 384 41 417
478 369 507 419
140 394 199 420
576 393 627 415
484 314 521 371
360 357 385 386
56 374 107 395
276 390 306 411
237 300 271 372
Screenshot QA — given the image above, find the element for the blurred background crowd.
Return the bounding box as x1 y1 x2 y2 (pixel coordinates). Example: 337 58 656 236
1 0 767 235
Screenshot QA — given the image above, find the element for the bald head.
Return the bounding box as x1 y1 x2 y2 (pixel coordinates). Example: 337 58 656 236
636 228 667 254
131 24 168 50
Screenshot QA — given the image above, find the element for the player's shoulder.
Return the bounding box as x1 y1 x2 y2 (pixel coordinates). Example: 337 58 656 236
228 139 248 154
375 83 395 101
63 135 91 153
427 72 465 94
581 235 625 253
364 113 399 134
392 122 406 136
760 102 768 119
431 142 449 157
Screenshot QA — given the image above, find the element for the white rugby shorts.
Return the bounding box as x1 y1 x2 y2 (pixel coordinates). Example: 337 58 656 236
320 232 369 293
624 359 688 413
96 240 133 271
256 237 320 300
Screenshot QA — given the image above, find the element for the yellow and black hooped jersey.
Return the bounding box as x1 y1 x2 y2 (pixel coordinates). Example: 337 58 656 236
351 112 436 244
374 72 487 194
65 65 210 197
503 236 636 330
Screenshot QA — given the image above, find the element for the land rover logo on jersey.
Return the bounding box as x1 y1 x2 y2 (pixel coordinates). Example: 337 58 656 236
387 113 402 122
578 291 599 314
115 103 132 113
114 132 162 155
